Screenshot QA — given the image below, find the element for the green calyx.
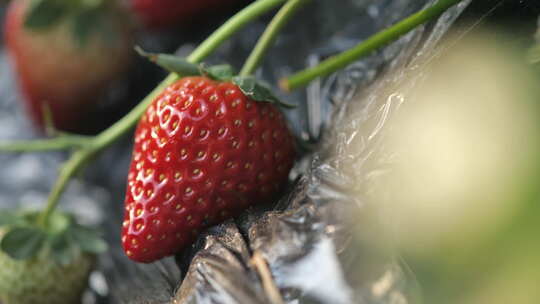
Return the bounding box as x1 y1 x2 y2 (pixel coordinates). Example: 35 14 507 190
0 209 106 265
24 0 121 47
232 76 295 108
136 46 296 108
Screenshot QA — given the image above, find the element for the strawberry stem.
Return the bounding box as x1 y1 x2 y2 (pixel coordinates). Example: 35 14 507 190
0 135 91 152
279 0 465 91
38 150 93 227
188 0 288 64
239 0 311 76
34 0 289 227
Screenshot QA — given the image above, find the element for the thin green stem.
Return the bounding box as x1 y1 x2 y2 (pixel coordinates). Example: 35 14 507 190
239 0 310 76
0 135 91 152
38 150 93 227
91 74 176 151
36 0 287 227
280 0 464 91
188 0 287 63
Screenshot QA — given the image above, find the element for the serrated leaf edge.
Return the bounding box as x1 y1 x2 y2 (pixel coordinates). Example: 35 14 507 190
0 212 106 264
232 76 296 108
0 227 46 260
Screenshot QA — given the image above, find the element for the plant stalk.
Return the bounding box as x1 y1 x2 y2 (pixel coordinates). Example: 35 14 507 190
239 0 310 76
0 135 91 152
38 150 92 227
280 0 464 91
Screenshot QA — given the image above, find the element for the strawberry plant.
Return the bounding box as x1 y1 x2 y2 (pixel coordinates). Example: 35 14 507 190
0 0 464 301
0 210 104 304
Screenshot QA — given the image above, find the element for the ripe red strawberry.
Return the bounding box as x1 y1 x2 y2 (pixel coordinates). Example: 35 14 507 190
122 76 295 263
129 0 243 29
5 0 133 133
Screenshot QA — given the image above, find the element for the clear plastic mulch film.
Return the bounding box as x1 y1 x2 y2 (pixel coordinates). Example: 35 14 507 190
0 0 473 304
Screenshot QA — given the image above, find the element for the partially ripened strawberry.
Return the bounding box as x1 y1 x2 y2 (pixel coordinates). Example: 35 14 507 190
129 0 243 29
0 244 94 304
5 0 133 133
122 76 295 263
0 210 106 304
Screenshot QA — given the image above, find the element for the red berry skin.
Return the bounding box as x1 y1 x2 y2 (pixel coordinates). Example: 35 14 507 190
4 0 132 133
122 77 296 263
130 0 242 29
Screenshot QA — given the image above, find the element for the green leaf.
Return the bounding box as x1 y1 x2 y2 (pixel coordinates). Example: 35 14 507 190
24 0 68 31
46 211 71 234
71 8 101 48
232 76 295 108
0 210 23 227
135 46 201 76
79 0 104 10
0 227 45 260
78 8 120 48
202 64 235 81
0 210 36 228
95 13 118 46
70 225 107 254
50 233 74 266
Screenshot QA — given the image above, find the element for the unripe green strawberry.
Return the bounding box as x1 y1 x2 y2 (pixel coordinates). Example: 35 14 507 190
0 244 94 304
0 210 107 304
